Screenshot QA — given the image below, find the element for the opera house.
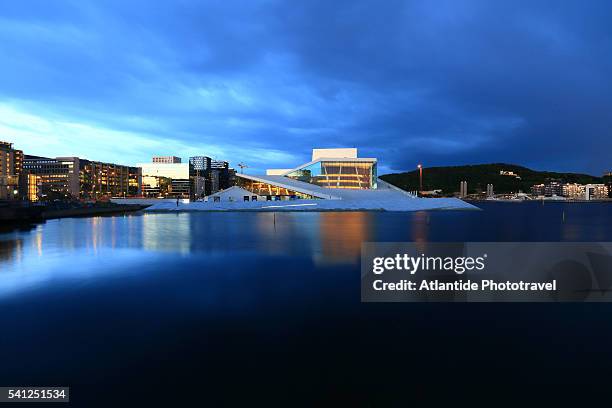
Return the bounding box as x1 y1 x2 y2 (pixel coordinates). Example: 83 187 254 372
235 148 380 200
142 148 476 212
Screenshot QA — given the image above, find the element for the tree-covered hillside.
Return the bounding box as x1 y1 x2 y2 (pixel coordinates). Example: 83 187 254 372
380 163 604 195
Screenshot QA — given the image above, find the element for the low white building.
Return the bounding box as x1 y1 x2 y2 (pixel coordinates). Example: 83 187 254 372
206 186 266 202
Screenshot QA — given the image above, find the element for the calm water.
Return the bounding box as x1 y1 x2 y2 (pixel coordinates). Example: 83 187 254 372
1 202 611 404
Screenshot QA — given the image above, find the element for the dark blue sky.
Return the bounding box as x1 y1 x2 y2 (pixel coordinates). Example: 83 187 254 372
1 0 611 175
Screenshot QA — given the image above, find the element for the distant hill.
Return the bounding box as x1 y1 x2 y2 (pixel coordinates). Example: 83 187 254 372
380 163 604 195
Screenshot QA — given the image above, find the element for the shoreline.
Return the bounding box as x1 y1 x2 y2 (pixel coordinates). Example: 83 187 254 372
145 207 481 213
0 204 149 225
42 204 149 220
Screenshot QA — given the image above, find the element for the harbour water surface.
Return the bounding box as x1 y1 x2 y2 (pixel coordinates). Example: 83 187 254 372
1 202 611 404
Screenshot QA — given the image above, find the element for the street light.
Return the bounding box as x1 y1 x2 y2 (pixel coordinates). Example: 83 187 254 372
417 164 423 194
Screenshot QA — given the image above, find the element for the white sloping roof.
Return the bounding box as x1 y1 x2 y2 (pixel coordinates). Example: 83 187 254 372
236 174 419 201
376 178 417 197
236 173 342 199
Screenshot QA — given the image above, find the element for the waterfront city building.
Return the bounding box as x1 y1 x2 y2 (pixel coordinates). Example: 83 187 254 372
545 181 564 197
532 182 609 200
231 148 382 200
129 147 475 211
584 184 608 200
0 141 23 200
210 160 233 193
189 156 212 198
211 159 229 170
605 172 612 198
152 156 182 164
138 159 191 198
23 156 141 200
260 148 377 192
486 184 494 197
186 156 233 197
562 183 585 200
189 156 211 173
141 176 171 197
531 184 545 196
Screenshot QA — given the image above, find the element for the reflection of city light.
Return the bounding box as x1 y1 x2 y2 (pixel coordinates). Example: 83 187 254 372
142 213 191 253
318 212 371 264
412 211 429 244
36 232 43 257
0 239 23 264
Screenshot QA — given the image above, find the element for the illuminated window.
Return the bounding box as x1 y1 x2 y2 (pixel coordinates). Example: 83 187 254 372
285 160 377 189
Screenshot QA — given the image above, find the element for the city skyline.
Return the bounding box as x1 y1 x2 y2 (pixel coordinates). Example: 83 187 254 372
4 137 610 178
1 1 612 174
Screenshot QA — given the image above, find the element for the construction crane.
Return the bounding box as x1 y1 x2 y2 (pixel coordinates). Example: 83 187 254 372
238 163 248 174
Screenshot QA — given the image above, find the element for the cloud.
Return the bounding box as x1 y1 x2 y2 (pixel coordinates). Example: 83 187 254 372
0 0 611 174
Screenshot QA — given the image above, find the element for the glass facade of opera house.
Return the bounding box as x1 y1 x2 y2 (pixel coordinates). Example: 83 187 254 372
285 160 377 189
236 177 318 199
231 149 379 200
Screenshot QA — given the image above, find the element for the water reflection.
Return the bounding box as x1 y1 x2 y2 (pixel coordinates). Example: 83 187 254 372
318 212 372 263
0 239 22 264
0 212 377 297
143 213 191 253
1 213 377 265
0 204 610 295
411 211 429 244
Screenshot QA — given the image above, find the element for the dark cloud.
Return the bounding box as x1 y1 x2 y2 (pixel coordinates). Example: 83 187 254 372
1 0 610 174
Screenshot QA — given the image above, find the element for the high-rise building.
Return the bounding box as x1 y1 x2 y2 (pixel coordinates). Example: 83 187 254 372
189 156 211 198
0 141 23 200
211 159 229 170
189 156 211 173
186 156 234 197
152 156 182 164
209 159 232 193
23 156 141 200
486 184 494 197
208 170 220 194
192 176 206 198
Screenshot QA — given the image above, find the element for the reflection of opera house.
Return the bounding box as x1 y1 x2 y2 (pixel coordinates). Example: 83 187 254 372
140 148 477 212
